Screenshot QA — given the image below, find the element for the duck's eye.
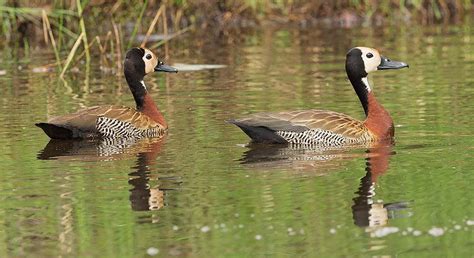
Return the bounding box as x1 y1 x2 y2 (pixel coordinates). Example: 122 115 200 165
366 53 373 58
146 54 152 60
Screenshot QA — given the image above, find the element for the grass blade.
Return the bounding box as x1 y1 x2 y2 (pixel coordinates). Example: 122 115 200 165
76 0 90 65
60 32 84 78
127 0 148 50
42 10 62 70
141 4 164 47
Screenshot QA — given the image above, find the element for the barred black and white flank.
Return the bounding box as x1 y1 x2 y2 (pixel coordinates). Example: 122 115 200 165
97 117 166 138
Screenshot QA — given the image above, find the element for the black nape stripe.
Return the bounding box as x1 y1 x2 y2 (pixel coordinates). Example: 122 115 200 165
124 48 147 109
346 48 369 116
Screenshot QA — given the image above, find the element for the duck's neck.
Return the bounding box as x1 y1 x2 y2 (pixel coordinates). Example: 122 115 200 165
348 76 393 139
364 92 393 139
126 77 167 128
140 93 167 128
348 76 370 116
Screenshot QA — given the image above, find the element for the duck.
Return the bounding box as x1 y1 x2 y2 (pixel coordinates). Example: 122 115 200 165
36 47 178 139
229 47 408 146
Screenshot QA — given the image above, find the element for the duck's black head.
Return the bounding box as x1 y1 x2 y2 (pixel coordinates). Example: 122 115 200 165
124 48 177 83
124 48 177 108
345 47 408 115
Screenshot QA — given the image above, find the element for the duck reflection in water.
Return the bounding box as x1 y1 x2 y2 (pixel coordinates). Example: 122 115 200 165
128 139 170 212
239 143 355 172
240 141 412 228
351 142 412 229
37 137 178 211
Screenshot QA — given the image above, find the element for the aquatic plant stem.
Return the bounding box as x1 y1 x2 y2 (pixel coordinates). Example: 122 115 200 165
76 0 90 66
96 34 111 68
149 26 191 49
70 37 98 68
162 3 169 60
42 10 62 70
60 32 84 78
141 4 164 48
112 21 123 76
127 0 148 50
0 6 76 17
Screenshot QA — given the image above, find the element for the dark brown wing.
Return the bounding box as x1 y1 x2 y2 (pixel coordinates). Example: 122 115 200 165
36 105 161 139
230 110 369 143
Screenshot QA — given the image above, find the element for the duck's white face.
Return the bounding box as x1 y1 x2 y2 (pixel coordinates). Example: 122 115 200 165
142 48 159 74
357 47 382 74
345 46 408 93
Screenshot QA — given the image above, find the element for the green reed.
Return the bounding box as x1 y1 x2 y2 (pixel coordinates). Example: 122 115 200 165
127 0 149 50
0 0 471 76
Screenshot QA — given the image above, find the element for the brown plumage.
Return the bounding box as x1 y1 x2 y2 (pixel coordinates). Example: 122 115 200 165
232 109 371 140
36 48 177 139
229 47 408 146
37 105 165 139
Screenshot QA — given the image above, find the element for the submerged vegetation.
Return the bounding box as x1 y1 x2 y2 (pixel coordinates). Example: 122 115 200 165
0 0 472 75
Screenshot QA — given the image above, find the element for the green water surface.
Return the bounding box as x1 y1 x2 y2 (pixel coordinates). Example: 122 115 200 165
0 23 473 257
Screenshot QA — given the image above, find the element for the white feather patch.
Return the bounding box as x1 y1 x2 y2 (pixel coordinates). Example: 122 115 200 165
362 77 371 92
140 80 147 90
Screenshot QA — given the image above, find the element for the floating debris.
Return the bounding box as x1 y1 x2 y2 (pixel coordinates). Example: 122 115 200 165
255 234 262 240
329 228 337 234
428 227 444 237
32 66 55 73
413 230 422 236
372 227 399 238
100 66 117 74
172 225 179 231
136 34 173 42
0 70 6 76
466 220 474 226
146 247 159 256
172 63 226 72
200 226 210 233
287 227 296 236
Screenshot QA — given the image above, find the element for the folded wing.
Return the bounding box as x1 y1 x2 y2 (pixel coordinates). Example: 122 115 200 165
229 110 370 145
36 106 162 139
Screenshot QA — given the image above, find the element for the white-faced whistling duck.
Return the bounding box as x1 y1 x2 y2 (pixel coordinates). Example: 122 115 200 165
36 48 178 139
229 47 409 146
